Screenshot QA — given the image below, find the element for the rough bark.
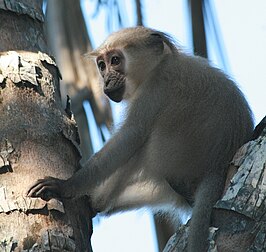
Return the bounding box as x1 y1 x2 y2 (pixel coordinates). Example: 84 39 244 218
0 1 93 251
163 117 266 252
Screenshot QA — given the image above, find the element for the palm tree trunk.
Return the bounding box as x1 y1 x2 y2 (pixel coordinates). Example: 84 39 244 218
0 1 93 251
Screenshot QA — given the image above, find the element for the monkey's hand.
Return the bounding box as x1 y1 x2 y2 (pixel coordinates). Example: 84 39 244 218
27 177 71 201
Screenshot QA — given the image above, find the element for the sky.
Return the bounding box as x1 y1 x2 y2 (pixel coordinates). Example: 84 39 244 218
81 1 266 251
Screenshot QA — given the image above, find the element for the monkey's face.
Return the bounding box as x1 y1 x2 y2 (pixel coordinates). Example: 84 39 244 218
96 49 126 103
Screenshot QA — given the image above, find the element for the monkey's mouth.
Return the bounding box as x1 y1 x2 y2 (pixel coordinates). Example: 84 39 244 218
104 73 126 102
104 84 125 103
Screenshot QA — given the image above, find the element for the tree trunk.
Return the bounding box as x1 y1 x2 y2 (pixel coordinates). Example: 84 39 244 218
135 0 143 26
189 0 208 58
0 1 93 251
163 117 266 252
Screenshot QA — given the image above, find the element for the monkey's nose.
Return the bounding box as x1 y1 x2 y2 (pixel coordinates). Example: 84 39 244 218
105 78 111 87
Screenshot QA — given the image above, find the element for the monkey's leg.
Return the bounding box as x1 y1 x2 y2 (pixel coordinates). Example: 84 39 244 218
106 178 192 221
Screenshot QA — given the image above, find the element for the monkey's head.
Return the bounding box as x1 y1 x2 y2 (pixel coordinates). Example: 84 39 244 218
88 27 177 102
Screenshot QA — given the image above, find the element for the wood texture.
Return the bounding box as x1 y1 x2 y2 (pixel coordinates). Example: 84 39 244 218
0 2 93 251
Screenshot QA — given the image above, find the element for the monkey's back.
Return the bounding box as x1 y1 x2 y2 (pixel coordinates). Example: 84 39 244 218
142 52 253 193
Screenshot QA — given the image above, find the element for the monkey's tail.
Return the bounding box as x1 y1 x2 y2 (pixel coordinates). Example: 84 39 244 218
187 168 226 252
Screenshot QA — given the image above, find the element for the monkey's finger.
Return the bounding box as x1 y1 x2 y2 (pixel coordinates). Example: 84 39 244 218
27 181 46 197
27 177 57 195
27 184 47 197
32 185 58 197
27 179 58 197
27 185 59 199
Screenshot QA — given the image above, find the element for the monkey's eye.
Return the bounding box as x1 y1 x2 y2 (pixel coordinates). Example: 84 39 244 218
111 56 120 66
97 61 106 71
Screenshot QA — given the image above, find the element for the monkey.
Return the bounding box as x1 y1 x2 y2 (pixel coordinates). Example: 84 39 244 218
27 27 254 252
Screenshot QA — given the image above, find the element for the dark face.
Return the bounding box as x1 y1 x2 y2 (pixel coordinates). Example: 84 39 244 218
96 49 126 102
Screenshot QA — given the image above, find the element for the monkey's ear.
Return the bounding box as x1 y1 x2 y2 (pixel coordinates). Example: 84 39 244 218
150 32 175 54
149 33 165 54
84 50 99 59
150 32 177 54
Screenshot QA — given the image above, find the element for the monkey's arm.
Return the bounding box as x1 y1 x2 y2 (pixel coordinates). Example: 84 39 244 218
28 78 168 199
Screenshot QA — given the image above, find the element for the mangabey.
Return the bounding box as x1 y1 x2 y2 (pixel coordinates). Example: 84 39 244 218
28 27 254 252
